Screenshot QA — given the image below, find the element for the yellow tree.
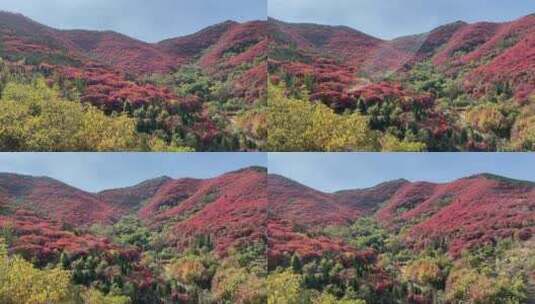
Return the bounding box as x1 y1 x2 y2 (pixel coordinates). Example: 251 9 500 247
0 78 169 151
266 270 303 304
267 83 378 151
0 239 73 304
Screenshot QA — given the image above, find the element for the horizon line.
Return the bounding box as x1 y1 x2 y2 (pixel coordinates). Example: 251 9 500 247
0 10 267 44
268 12 534 40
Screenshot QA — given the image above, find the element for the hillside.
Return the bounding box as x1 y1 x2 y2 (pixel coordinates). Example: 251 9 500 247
265 173 534 257
0 11 267 152
0 173 119 226
0 11 266 76
269 14 535 151
0 168 268 303
0 170 534 302
265 173 535 303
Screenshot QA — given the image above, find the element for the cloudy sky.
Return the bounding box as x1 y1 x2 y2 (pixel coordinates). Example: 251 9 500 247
269 153 535 192
0 0 267 42
0 153 266 192
269 0 535 39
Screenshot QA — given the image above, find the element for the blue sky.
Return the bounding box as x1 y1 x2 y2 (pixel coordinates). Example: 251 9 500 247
0 0 267 42
0 153 267 192
269 0 535 39
2 153 533 194
269 153 535 193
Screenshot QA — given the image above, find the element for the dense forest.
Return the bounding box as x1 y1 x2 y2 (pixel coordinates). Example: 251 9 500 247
1 12 535 152
268 15 535 151
0 170 534 303
0 12 266 152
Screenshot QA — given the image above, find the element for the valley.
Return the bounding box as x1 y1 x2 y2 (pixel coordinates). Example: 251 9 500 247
0 168 534 303
0 11 267 152
268 14 535 151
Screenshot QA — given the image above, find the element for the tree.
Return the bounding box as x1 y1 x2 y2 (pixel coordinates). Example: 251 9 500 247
0 79 140 151
291 254 303 273
380 134 426 152
81 288 131 304
314 293 366 304
267 270 304 304
0 239 73 304
267 83 378 151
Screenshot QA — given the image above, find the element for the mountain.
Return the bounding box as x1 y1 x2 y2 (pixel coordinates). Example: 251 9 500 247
97 176 172 210
0 11 267 110
269 15 535 101
1 169 534 302
267 174 407 264
138 167 267 254
266 173 534 260
377 173 535 256
0 173 119 226
0 168 267 256
0 11 266 75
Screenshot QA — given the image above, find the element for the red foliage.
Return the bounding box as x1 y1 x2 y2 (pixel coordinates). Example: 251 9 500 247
139 167 268 256
268 174 361 228
60 65 177 111
158 21 237 61
233 62 268 102
270 14 535 103
432 22 501 66
377 175 535 256
0 173 121 227
63 30 178 75
0 210 118 260
267 220 361 266
199 20 266 69
97 176 172 209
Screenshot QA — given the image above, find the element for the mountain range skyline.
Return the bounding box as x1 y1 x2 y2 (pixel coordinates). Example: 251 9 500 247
0 0 267 42
269 0 535 39
3 153 535 193
0 153 267 192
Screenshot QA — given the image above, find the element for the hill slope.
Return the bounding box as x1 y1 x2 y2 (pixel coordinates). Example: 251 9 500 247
266 173 535 259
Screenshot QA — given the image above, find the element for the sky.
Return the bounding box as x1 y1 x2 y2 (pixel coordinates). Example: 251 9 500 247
269 153 535 193
0 0 267 42
0 153 267 192
269 0 535 39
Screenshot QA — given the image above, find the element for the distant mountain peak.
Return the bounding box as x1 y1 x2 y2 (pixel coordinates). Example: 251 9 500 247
466 173 535 185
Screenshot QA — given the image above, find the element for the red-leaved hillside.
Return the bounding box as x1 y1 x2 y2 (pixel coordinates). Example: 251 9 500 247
269 14 535 104
0 173 120 226
377 174 535 256
0 11 267 108
267 174 407 263
139 167 268 255
266 173 534 261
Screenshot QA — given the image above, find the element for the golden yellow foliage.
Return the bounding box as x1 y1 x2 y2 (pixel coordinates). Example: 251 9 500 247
212 263 266 304
267 83 378 151
266 270 303 304
165 255 210 286
380 134 426 152
314 293 366 304
403 258 441 286
466 104 508 134
0 79 140 151
510 106 535 151
0 239 72 304
236 108 268 145
81 288 131 304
